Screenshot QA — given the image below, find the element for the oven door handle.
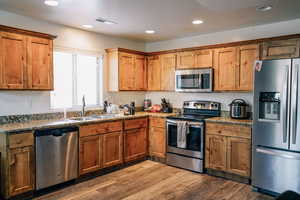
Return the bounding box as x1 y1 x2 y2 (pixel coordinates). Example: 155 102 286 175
166 120 203 127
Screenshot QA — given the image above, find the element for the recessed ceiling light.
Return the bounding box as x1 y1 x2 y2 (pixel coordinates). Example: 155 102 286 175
104 21 116 25
82 24 93 29
44 0 59 6
256 5 273 12
145 30 155 34
192 20 203 25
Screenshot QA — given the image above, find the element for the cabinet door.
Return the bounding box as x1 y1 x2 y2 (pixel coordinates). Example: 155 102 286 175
119 52 135 90
124 128 147 162
237 44 259 91
214 47 237 91
27 37 53 90
147 56 161 91
194 49 213 68
149 127 166 158
102 132 123 168
176 51 195 69
134 55 147 90
205 135 227 171
262 39 300 60
227 137 251 177
9 146 34 197
79 135 102 175
0 32 26 89
160 53 176 91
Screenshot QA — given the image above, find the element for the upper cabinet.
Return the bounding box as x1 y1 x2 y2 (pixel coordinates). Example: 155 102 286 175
262 38 300 60
27 37 53 90
0 32 27 89
214 45 259 91
194 49 213 68
106 48 147 91
147 56 161 91
176 51 195 69
0 25 56 90
160 53 176 91
214 47 237 91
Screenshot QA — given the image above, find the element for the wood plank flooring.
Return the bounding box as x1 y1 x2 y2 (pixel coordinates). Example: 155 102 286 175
34 161 273 200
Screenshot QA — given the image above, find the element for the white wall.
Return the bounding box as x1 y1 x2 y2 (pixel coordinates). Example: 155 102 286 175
145 19 300 110
0 10 146 116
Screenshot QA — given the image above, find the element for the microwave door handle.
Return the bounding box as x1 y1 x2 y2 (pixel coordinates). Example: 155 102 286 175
199 74 202 89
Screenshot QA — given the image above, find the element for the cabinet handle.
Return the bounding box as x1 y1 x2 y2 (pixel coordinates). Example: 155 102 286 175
10 156 16 166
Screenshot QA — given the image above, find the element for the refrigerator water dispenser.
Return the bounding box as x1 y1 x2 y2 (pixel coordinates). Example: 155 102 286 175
259 92 280 120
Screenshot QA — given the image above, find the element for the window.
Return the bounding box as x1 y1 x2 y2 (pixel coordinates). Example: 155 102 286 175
50 51 102 109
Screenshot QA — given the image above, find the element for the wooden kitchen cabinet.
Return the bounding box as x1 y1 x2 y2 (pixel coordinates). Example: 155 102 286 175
79 135 102 175
0 26 55 90
176 51 195 69
147 55 161 91
236 44 259 91
124 128 147 162
106 48 147 91
149 117 166 158
205 134 227 171
227 137 251 177
0 132 35 199
8 146 35 197
205 122 251 178
102 131 123 168
160 53 176 91
134 55 147 90
262 38 300 60
27 36 53 90
214 47 237 91
194 49 213 68
0 32 27 89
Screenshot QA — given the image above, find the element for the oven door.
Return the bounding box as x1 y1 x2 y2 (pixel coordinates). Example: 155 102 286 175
166 119 204 159
175 69 212 92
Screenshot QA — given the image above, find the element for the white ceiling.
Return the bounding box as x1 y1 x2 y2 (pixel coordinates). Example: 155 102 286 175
0 0 300 42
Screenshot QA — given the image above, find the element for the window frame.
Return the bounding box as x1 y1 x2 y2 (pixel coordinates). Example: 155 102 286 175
51 48 103 111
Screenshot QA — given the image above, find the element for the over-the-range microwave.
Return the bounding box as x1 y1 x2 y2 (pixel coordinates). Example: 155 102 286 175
175 68 213 92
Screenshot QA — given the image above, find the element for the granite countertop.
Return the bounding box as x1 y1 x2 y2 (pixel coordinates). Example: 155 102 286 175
205 117 252 126
0 112 176 134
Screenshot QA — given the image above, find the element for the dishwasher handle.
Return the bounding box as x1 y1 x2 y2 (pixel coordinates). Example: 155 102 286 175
35 126 78 137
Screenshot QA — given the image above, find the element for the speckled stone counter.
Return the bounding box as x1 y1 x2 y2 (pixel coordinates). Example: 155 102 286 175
205 117 252 126
0 112 176 134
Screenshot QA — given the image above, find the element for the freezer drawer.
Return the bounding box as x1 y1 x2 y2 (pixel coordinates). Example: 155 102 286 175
252 146 300 194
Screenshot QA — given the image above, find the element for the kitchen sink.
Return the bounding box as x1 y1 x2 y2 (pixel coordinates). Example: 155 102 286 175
91 114 121 119
70 116 96 121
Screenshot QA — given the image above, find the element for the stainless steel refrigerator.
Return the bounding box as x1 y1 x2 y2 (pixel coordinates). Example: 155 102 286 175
253 58 300 194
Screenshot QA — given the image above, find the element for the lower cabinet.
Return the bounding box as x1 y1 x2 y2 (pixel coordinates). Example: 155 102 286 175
79 135 102 175
102 132 123 168
205 122 251 178
8 146 35 197
124 128 147 162
149 117 166 158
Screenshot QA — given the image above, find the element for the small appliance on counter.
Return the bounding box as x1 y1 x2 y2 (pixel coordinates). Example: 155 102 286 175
229 99 249 119
143 99 152 111
161 98 173 113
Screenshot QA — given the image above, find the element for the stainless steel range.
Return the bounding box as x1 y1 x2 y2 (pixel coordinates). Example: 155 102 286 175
166 100 220 172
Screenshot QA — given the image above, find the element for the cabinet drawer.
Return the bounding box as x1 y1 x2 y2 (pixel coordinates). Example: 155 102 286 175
80 121 122 137
206 123 251 139
149 117 165 128
124 118 147 130
9 132 34 149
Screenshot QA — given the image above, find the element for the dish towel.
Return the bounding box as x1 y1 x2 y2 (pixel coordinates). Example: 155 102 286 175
177 121 189 148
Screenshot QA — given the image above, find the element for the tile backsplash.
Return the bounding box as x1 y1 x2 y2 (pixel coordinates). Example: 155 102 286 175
145 92 253 111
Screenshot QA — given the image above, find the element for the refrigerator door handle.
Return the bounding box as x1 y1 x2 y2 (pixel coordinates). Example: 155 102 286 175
282 69 289 143
292 64 299 145
256 147 300 160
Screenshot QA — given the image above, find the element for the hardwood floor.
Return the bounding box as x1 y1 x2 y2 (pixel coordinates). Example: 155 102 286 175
34 161 273 200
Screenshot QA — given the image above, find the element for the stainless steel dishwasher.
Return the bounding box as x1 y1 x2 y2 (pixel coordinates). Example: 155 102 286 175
35 126 79 190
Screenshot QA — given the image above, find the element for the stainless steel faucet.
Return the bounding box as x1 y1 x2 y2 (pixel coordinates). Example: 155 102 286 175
81 95 86 117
